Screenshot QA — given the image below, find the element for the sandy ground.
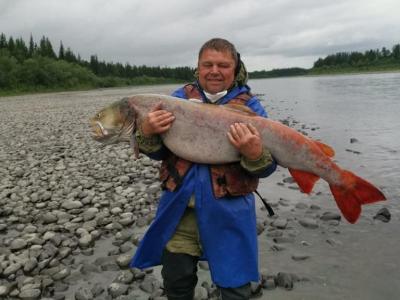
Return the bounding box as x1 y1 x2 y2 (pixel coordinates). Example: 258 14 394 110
0 86 397 300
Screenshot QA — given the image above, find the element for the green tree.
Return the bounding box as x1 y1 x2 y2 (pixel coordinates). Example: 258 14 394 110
64 47 77 63
381 47 390 58
28 34 35 57
89 55 99 74
38 36 56 58
392 44 400 60
14 37 28 62
59 41 65 60
0 52 18 89
7 37 15 55
0 33 7 49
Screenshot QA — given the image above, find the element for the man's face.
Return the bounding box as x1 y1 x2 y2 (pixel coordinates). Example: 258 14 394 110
198 49 236 94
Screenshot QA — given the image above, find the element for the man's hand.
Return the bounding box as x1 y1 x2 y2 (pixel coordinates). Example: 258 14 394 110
227 123 263 160
141 103 175 137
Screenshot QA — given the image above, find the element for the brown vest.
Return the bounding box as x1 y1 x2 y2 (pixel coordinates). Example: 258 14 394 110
159 84 259 198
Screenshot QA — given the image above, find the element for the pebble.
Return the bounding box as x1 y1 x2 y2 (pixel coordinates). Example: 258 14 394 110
291 253 311 261
0 284 11 297
91 282 105 297
62 200 83 210
194 286 208 300
114 270 135 284
19 288 41 299
271 218 288 229
108 282 129 298
373 207 391 223
298 218 319 229
10 238 28 251
75 287 94 300
78 234 93 248
320 212 341 221
3 262 22 276
116 253 132 268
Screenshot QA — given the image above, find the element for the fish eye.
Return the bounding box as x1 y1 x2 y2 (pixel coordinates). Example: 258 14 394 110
96 113 102 119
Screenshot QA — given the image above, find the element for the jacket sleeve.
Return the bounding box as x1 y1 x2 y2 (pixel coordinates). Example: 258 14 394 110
240 95 277 178
135 87 187 161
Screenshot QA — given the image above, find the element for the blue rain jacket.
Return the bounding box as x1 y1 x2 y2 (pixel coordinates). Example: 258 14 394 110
130 84 276 288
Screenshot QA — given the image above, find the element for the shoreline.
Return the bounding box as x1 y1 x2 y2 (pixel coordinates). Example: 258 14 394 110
2 69 400 98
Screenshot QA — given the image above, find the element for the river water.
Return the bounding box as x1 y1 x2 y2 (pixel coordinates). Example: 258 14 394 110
248 73 400 300
250 72 400 209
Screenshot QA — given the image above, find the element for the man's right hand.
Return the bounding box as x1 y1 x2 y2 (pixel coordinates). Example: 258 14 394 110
141 103 175 137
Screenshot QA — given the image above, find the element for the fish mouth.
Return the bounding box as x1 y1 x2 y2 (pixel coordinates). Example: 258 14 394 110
90 120 132 144
90 121 113 142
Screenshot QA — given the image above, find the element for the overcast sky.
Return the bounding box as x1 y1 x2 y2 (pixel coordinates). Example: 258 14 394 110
1 0 399 71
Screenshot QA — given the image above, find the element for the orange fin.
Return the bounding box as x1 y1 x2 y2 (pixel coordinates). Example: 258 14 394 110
314 140 335 157
288 168 320 194
224 104 257 116
329 170 386 223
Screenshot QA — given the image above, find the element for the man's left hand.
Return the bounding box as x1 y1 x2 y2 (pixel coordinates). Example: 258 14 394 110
227 123 263 160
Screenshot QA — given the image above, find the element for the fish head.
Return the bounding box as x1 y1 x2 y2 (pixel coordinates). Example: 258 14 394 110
90 98 136 144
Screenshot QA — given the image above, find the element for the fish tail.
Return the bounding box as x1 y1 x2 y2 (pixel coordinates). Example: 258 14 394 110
329 170 386 223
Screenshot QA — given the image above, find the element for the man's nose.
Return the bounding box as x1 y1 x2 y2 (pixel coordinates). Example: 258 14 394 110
210 64 219 73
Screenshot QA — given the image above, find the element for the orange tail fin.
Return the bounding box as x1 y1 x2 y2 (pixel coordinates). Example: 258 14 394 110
329 170 386 223
289 168 320 194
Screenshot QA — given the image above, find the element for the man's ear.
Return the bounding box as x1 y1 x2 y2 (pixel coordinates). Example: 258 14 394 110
234 52 241 76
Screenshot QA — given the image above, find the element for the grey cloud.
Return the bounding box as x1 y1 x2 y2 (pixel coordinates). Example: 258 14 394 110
0 0 399 70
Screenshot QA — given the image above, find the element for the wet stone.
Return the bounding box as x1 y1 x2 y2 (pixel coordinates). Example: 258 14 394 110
91 282 105 297
295 203 308 209
42 212 58 224
108 282 129 298
273 236 294 244
271 218 288 229
52 267 71 281
275 272 295 290
116 253 132 268
4 262 22 276
194 286 208 300
24 257 38 273
0 284 11 297
373 208 391 223
61 200 83 210
10 238 28 251
0 223 7 232
298 218 319 229
75 287 94 300
291 253 310 261
19 288 42 300
320 212 341 221
114 270 135 284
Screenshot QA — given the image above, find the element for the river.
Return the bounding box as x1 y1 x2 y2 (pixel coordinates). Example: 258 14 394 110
250 72 400 208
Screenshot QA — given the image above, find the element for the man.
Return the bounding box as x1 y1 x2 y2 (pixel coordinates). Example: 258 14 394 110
130 38 277 300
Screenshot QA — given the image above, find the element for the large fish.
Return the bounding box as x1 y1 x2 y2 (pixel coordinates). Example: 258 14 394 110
90 94 386 223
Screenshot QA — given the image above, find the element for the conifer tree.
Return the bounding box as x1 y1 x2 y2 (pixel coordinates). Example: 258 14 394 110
64 47 77 63
7 37 15 55
28 34 35 57
59 41 65 60
0 33 7 49
393 44 400 60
